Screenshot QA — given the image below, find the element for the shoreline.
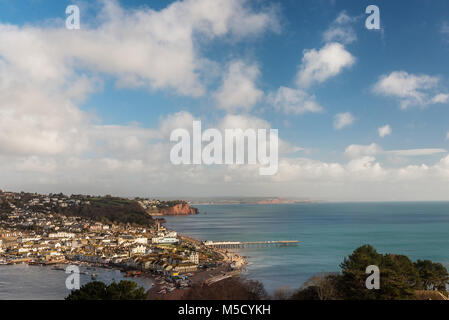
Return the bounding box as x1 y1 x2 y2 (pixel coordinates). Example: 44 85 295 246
146 232 247 300
0 202 247 299
1 229 247 300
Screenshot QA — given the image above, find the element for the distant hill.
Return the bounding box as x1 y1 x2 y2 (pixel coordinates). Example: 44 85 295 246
60 197 154 226
188 197 317 205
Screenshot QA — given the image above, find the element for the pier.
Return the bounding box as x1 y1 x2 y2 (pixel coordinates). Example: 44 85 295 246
204 240 299 249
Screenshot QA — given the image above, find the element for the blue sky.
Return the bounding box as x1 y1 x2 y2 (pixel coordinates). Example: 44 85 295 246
0 0 449 200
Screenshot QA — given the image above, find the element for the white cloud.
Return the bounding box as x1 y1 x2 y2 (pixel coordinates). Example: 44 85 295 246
345 143 446 159
373 71 448 109
273 158 345 182
215 60 264 112
2 1 449 201
158 111 197 138
218 114 303 155
0 0 278 158
334 112 355 130
387 148 447 157
0 62 91 157
266 153 449 201
378 124 392 138
219 113 269 130
442 22 449 34
268 86 323 115
274 156 385 183
345 143 382 158
323 11 357 45
0 0 280 194
0 0 278 98
346 156 386 181
296 42 355 88
441 21 449 41
268 13 356 115
432 93 449 104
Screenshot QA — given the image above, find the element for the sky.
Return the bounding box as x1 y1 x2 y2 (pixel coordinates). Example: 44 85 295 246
0 0 449 201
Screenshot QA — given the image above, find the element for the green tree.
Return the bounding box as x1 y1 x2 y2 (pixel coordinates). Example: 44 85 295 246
377 254 420 299
415 260 449 292
336 245 421 300
106 281 147 300
337 244 383 300
65 281 108 300
66 281 147 300
293 245 449 300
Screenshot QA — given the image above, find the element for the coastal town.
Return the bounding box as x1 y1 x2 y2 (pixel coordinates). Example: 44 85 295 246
0 190 245 297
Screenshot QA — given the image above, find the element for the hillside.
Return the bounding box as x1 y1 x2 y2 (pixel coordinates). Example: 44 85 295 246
59 197 154 226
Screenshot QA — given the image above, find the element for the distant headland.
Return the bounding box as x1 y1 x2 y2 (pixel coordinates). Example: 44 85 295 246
188 197 319 205
138 199 199 216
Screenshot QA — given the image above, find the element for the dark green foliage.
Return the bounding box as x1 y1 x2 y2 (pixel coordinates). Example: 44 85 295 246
415 259 449 292
106 281 147 300
65 280 147 300
291 286 321 300
61 197 154 226
336 244 383 300
295 245 449 300
376 254 420 299
336 245 422 299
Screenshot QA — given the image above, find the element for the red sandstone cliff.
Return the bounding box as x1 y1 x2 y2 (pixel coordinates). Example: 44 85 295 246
159 202 199 216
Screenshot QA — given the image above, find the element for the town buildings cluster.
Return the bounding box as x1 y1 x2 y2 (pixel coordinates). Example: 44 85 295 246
0 190 221 280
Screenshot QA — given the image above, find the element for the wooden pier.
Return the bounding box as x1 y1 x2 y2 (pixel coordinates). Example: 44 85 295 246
204 240 299 249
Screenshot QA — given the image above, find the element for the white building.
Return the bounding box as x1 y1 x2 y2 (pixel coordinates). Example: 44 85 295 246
20 236 42 242
189 252 199 264
49 232 75 239
130 245 147 255
152 236 179 244
165 231 177 238
135 237 148 245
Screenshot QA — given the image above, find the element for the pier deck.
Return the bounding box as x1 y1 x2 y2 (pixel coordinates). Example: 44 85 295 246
204 240 298 248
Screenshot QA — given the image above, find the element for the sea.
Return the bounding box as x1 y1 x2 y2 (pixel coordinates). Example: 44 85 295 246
2 202 449 298
164 202 449 294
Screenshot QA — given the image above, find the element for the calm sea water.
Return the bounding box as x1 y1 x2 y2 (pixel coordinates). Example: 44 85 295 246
0 264 152 300
164 202 449 294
